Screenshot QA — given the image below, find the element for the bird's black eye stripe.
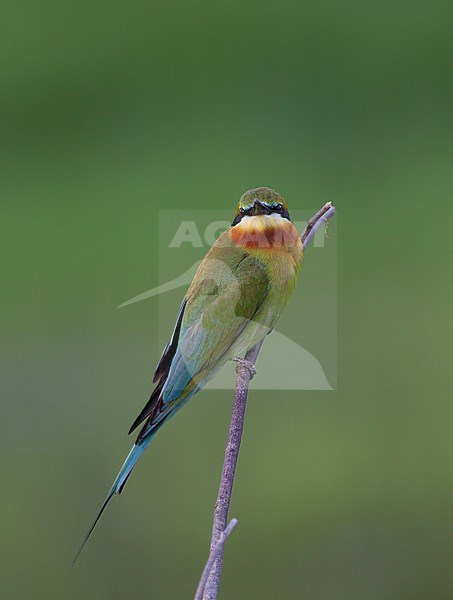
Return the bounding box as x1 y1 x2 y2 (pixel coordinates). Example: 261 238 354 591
270 203 290 219
232 206 253 225
232 202 290 225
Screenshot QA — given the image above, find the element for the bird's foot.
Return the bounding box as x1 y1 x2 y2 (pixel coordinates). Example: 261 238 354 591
233 357 257 379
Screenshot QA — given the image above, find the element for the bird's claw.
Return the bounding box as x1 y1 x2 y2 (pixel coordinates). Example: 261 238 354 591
233 357 257 378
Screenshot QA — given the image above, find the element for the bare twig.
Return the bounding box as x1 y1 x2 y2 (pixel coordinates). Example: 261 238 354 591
196 203 336 600
301 201 335 249
201 341 263 600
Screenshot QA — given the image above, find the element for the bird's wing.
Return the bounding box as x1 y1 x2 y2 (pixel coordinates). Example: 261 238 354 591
189 253 271 359
128 298 187 434
129 243 269 436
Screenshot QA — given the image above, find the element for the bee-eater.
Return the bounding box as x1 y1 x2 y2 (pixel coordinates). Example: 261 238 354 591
76 187 303 559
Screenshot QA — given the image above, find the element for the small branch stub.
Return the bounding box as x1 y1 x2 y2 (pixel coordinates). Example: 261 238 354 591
194 519 238 600
301 201 335 249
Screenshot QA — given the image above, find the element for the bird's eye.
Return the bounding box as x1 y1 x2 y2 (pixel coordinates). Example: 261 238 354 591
274 203 283 212
239 207 245 214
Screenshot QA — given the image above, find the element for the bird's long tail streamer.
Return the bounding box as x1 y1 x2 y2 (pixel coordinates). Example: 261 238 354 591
73 441 149 564
73 396 193 564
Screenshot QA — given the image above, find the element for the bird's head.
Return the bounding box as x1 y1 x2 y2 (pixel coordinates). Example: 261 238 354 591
232 187 290 225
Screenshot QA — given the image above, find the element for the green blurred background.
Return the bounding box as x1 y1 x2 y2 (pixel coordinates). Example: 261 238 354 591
1 1 452 598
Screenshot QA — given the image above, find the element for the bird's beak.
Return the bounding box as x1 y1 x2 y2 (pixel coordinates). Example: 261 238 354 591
252 199 272 216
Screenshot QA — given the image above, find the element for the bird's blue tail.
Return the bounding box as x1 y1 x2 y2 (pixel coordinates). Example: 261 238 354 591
73 395 193 564
73 440 151 564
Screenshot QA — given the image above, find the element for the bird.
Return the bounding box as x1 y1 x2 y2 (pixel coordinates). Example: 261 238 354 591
74 186 303 561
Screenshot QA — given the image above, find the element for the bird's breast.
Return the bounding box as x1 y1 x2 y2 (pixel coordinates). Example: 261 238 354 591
229 214 300 252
